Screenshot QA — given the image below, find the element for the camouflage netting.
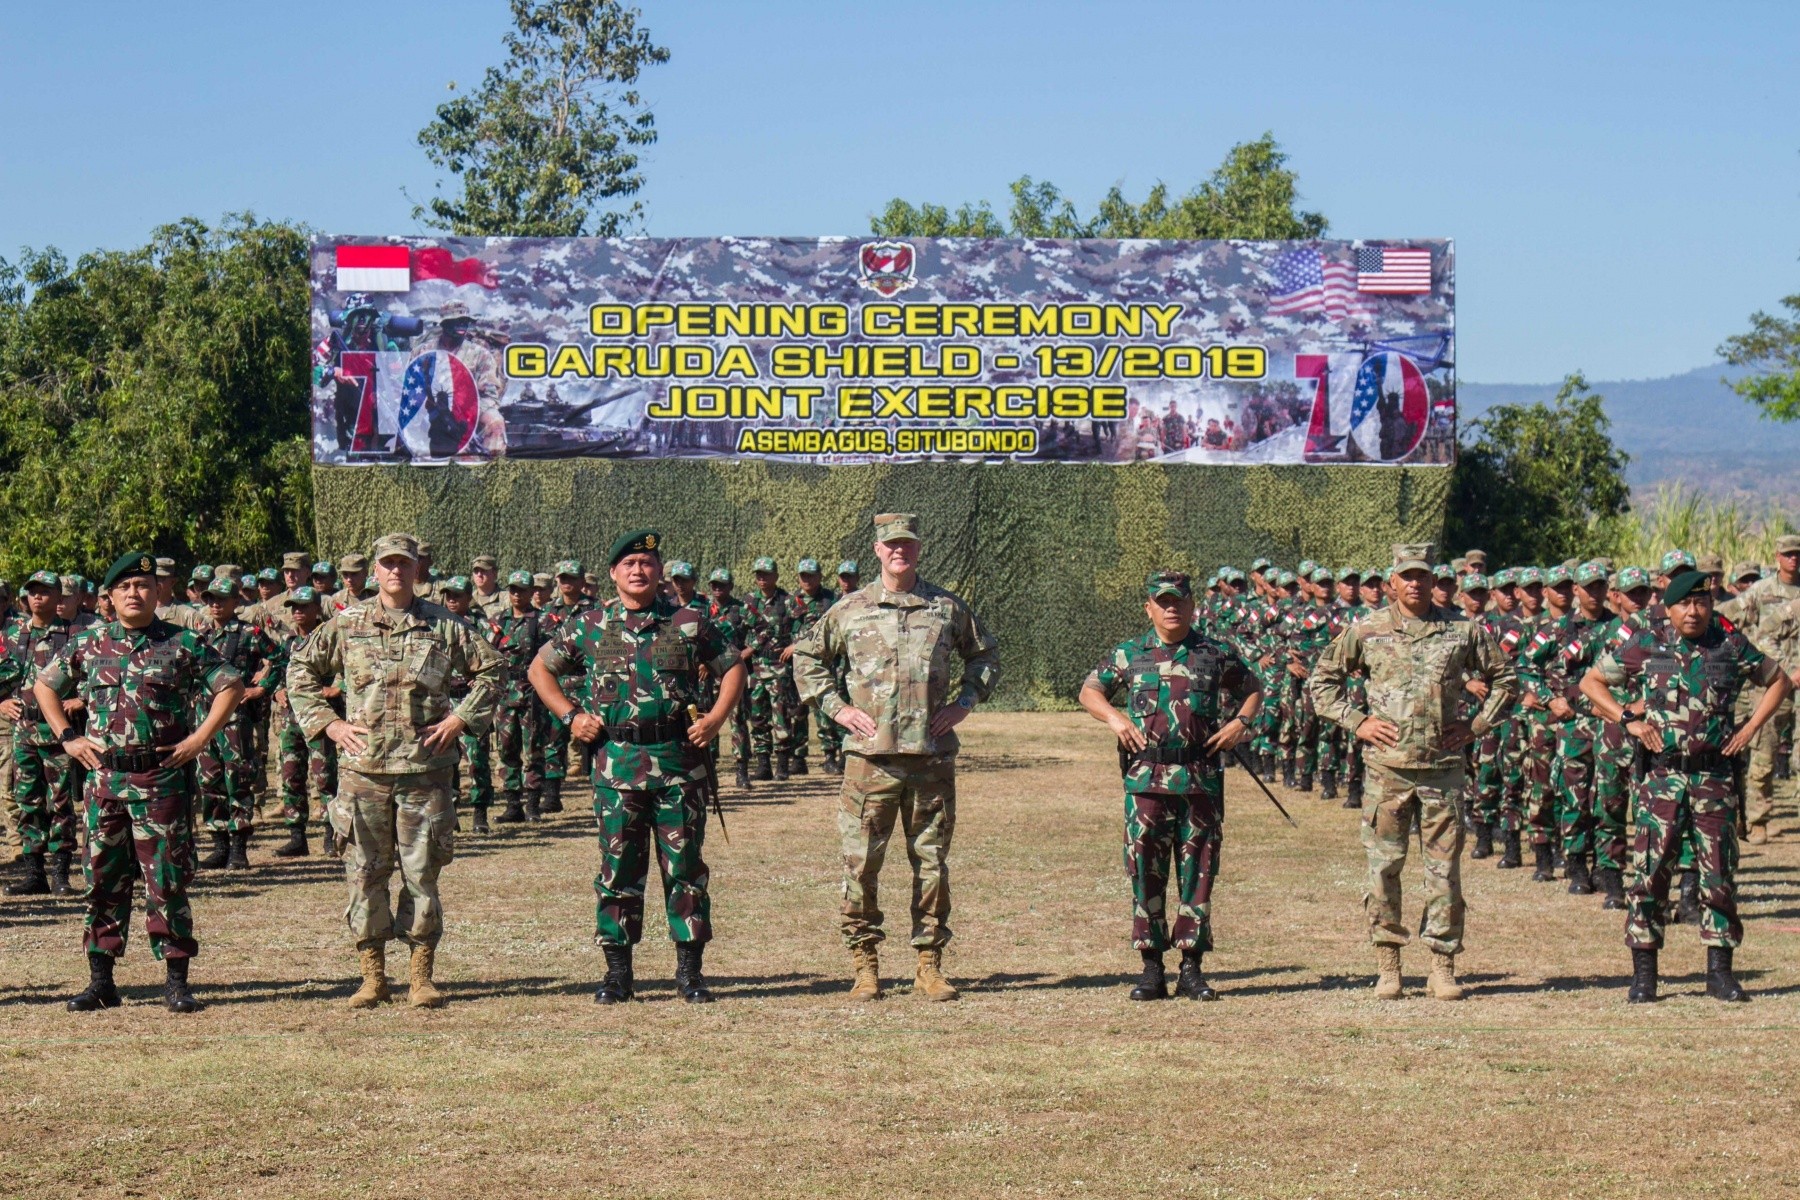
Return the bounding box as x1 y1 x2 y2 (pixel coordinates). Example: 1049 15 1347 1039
314 461 1447 710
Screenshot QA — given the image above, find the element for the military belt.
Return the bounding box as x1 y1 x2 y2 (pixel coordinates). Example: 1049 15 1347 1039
602 717 690 746
101 745 166 773
1644 748 1734 775
1131 744 1215 767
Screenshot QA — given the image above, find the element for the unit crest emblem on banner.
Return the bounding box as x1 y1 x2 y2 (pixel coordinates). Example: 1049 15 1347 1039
857 241 917 297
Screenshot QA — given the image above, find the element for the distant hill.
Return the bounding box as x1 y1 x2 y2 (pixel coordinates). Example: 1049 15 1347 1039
1459 365 1799 500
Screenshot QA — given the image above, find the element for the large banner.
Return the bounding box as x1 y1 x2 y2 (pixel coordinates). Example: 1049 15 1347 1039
310 237 1454 466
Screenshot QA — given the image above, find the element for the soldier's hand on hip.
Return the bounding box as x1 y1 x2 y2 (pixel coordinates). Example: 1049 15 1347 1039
1625 719 1660 753
834 706 878 739
778 645 796 664
1356 716 1401 748
929 704 970 738
0 698 20 721
66 736 102 771
1109 714 1147 752
325 719 370 756
567 713 603 744
1724 722 1755 757
421 713 467 753
160 732 209 769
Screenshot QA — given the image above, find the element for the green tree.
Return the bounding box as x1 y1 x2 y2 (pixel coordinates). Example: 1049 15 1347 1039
0 216 314 578
1445 372 1632 565
871 133 1328 239
1719 288 1800 421
415 0 669 237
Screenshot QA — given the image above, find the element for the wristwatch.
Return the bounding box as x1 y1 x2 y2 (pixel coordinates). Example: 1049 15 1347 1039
956 694 975 712
556 708 577 727
58 726 82 745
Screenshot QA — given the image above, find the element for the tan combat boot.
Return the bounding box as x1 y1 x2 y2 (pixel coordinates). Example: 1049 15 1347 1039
1748 825 1769 846
348 946 389 1009
1374 945 1404 1000
409 945 446 1009
1426 951 1465 1001
848 943 882 1001
914 948 959 1002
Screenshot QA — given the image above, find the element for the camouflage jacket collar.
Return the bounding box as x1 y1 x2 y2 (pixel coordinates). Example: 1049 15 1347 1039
104 618 177 646
361 599 430 632
609 595 682 631
867 580 935 610
1366 603 1460 640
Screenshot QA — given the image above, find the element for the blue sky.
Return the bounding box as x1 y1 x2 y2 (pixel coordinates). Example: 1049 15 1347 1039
1 1 1794 382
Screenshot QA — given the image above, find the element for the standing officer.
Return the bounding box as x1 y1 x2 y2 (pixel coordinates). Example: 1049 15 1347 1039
1725 535 1800 843
784 558 839 776
744 557 802 780
1079 571 1261 1001
192 578 276 871
538 559 594 813
528 531 746 1005
38 552 243 1013
440 577 499 833
470 555 507 621
1581 570 1793 1002
4 571 81 896
706 568 754 788
492 570 550 824
1310 544 1516 1001
268 587 338 857
286 534 502 1010
791 513 1000 1003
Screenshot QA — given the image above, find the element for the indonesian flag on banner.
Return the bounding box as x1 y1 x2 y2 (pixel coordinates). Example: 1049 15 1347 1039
335 245 410 292
414 247 498 288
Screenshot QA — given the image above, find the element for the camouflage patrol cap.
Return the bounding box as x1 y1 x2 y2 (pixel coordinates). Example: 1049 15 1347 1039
873 512 919 543
506 570 534 589
1730 561 1762 583
239 574 257 591
1432 563 1455 580
583 571 599 586
532 572 554 589
1391 543 1434 573
204 577 238 599
440 575 472 595
1658 548 1697 575
708 568 733 584
555 558 584 577
471 554 499 571
607 531 660 566
1462 573 1491 592
836 560 860 577
283 586 322 607
1516 567 1544 587
1275 569 1297 587
257 567 279 583
437 300 475 325
1491 567 1517 588
1776 535 1800 555
1614 566 1652 592
312 560 335 576
1591 557 1615 572
371 532 419 563
58 575 81 596
797 558 821 575
1297 559 1318 578
338 552 369 573
1463 549 1488 568
1145 570 1192 599
1311 567 1334 584
417 541 434 557
1450 557 1467 574
24 569 59 590
1338 566 1362 580
190 565 213 583
751 556 777 574
1222 567 1246 583
1572 561 1609 586
1250 557 1273 574
666 561 696 580
212 563 242 582
102 552 157 592
281 551 311 571
154 557 175 577
1543 565 1571 587
1696 552 1725 575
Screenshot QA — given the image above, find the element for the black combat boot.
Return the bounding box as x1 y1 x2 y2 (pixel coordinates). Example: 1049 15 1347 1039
67 953 123 1012
1552 845 1566 871
790 754 808 777
773 751 791 782
1261 753 1280 785
495 794 526 824
1345 778 1364 809
735 762 752 789
1128 950 1167 1001
1596 866 1627 910
1498 829 1522 869
197 831 230 869
595 944 634 1005
1565 852 1594 895
471 808 490 834
1281 758 1297 791
1706 945 1749 1003
823 753 843 776
523 792 543 823
5 852 49 896
540 780 564 815
1174 949 1219 1001
1626 947 1657 1004
1320 771 1338 800
1675 870 1701 925
272 828 308 858
1297 770 1314 793
674 942 715 1003
49 849 74 896
226 831 251 871
752 755 773 782
163 956 202 1014
1531 842 1556 882
1470 823 1493 860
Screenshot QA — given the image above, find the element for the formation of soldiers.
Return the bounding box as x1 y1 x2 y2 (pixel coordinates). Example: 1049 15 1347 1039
2 522 1794 1013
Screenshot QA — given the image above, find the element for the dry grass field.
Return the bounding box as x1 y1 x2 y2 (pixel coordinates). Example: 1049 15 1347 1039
2 711 1798 1199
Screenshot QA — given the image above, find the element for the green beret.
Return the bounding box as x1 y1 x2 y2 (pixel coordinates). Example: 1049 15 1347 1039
607 530 661 566
103 551 158 591
1663 570 1710 606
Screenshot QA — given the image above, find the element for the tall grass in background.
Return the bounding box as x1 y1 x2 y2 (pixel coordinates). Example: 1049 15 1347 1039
1600 483 1797 569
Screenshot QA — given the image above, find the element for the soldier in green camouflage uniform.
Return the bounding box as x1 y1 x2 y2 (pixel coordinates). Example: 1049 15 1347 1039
439 577 498 833
1080 570 1262 1001
2 571 81 896
1466 569 1516 857
537 560 594 812
191 578 277 871
1310 544 1516 1001
743 557 802 780
40 551 244 1013
286 533 502 1010
785 558 840 775
1535 562 1613 893
705 568 754 788
491 570 551 824
792 513 1000 1003
267 587 338 856
529 530 746 1005
1582 569 1793 1003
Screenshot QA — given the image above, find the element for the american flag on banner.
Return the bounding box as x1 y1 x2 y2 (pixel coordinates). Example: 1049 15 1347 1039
1355 246 1432 293
1267 248 1375 322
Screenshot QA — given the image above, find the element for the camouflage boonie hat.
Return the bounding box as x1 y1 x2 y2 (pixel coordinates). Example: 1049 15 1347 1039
836 559 860 577
1730 561 1762 583
154 556 175 577
1543 565 1571 587
204 577 238 599
1614 566 1652 592
284 586 322 607
555 558 584 577
1432 563 1455 580
1516 567 1544 587
338 552 369 573
873 512 919 542
1658 548 1696 575
666 560 696 580
506 570 534 588
311 560 335 576
1462 573 1491 592
257 567 279 583
371 533 419 563
1776 535 1800 555
708 568 733 584
441 575 472 595
751 556 777 573
24 569 59 590
471 554 499 571
532 572 554 589
281 551 311 571
1572 561 1609 586
1391 543 1434 573
797 558 821 574
1145 570 1192 599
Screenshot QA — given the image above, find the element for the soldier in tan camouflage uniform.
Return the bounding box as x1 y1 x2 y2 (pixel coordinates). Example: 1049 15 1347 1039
286 532 502 1010
470 554 507 622
1310 543 1516 1001
1723 535 1800 842
792 513 1000 1002
412 302 507 456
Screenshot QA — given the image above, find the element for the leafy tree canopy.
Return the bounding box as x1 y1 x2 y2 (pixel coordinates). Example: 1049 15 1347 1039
1719 288 1800 421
